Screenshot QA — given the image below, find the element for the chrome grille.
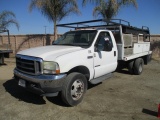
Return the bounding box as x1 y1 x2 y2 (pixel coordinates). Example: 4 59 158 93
16 55 43 75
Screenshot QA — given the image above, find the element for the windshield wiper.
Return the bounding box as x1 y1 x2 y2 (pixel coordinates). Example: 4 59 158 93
52 43 58 45
52 43 73 46
53 43 89 47
73 43 89 46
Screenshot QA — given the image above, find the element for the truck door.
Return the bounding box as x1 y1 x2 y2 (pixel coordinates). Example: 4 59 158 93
94 31 117 78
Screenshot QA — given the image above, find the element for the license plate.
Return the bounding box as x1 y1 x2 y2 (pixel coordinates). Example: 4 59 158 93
18 79 26 87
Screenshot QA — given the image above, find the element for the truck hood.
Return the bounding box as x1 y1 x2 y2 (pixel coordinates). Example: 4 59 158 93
17 45 83 60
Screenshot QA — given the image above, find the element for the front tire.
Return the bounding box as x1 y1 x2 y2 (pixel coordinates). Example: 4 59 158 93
61 72 87 106
133 58 144 75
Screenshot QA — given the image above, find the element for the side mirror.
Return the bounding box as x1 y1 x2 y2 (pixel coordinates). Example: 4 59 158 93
94 36 113 52
104 40 112 51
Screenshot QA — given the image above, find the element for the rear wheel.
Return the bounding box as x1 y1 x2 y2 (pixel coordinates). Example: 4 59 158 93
133 58 144 75
61 72 87 106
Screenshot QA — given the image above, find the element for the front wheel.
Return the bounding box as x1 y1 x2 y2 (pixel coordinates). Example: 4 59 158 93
61 72 87 106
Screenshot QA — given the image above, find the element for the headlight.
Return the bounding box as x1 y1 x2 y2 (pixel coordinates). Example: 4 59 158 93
43 61 60 74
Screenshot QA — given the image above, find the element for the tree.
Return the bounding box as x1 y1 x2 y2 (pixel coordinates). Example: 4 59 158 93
83 0 137 20
0 10 19 30
93 0 118 20
29 0 80 40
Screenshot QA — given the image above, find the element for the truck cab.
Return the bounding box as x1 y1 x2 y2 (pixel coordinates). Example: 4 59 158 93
52 29 117 79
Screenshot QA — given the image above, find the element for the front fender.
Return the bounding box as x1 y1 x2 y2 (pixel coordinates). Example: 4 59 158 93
55 49 94 80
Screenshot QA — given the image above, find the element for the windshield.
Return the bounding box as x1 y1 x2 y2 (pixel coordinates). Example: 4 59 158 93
53 30 97 47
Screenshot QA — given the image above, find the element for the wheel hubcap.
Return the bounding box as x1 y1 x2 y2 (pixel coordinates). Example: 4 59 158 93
71 79 84 100
139 63 142 72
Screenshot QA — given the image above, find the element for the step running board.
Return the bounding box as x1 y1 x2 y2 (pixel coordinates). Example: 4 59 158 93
89 73 113 84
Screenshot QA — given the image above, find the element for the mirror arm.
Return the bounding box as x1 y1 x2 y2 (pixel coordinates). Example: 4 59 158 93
94 46 100 52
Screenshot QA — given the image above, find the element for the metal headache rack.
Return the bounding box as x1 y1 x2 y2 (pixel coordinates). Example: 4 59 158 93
57 19 150 35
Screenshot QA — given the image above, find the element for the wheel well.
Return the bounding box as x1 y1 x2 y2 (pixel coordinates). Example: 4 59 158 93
68 66 90 81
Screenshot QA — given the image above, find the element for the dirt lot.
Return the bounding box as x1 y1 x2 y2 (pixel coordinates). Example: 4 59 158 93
0 58 160 120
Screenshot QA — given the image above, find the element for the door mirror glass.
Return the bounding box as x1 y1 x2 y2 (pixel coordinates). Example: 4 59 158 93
103 37 112 51
95 34 113 52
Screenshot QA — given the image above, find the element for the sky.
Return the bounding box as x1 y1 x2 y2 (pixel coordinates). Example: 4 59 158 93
0 0 160 35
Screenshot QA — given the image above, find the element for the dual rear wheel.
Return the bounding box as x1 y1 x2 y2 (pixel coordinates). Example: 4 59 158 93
128 58 144 75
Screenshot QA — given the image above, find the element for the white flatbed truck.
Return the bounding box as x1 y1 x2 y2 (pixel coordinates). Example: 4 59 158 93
14 19 152 106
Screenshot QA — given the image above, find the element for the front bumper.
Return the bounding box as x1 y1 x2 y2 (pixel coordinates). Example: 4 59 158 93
14 69 67 97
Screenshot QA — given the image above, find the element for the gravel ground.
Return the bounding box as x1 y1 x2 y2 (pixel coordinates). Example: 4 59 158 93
0 58 160 120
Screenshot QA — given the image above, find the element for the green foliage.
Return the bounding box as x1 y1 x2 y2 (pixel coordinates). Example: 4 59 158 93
82 0 100 6
0 11 19 30
29 0 80 22
83 0 137 20
93 0 118 20
29 0 80 40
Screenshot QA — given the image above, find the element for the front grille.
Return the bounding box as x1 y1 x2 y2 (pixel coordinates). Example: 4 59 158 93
16 55 43 75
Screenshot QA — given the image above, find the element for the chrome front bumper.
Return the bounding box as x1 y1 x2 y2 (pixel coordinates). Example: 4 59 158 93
14 69 67 97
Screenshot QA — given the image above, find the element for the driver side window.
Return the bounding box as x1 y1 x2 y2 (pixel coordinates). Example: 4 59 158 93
96 32 113 51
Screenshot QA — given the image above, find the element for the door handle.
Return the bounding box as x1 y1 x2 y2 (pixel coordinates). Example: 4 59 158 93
114 51 116 56
87 56 93 59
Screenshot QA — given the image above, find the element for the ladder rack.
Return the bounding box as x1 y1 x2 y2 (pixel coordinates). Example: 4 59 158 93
57 19 150 35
